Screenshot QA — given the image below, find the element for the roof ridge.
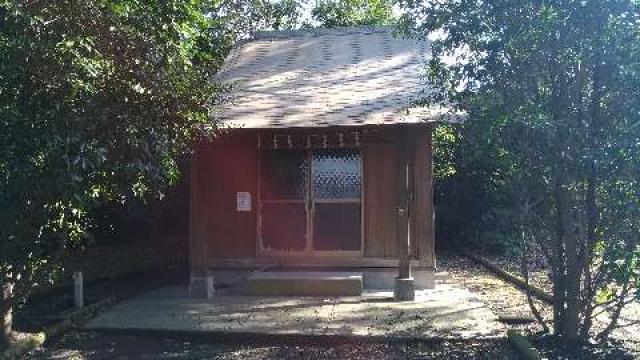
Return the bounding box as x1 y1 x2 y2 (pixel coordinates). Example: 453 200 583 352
253 26 395 40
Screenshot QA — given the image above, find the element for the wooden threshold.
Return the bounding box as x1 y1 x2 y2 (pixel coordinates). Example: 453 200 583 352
208 257 431 269
258 250 362 258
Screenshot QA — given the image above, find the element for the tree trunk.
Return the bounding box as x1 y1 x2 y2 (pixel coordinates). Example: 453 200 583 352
564 236 580 343
559 187 580 344
582 55 603 338
581 174 598 338
551 182 567 336
1 283 13 346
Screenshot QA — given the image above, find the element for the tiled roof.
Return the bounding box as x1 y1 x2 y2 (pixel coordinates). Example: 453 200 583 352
215 27 459 129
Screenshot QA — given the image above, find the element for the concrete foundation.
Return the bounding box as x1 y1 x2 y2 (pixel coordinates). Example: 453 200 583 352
189 273 214 299
86 284 505 340
393 278 415 301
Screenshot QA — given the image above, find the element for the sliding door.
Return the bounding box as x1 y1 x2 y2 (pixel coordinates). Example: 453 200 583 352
259 148 362 254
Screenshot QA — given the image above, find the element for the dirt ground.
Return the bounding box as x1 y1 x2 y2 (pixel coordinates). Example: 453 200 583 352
27 331 515 359
438 254 640 358
438 255 553 333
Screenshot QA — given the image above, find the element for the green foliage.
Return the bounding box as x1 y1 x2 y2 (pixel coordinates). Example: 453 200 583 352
208 0 304 37
400 0 640 342
312 0 395 28
432 125 457 180
0 0 224 311
264 0 305 30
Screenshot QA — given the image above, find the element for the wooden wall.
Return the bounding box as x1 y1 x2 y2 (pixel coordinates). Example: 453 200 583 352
362 142 398 257
190 125 435 268
190 134 258 260
411 126 435 268
361 126 433 262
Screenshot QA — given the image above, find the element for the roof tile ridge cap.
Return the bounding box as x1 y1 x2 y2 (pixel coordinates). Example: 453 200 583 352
253 26 394 40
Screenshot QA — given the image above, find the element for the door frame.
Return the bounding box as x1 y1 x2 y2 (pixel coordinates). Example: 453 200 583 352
256 147 364 258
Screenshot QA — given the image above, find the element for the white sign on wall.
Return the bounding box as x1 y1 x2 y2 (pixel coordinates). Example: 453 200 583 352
236 192 252 212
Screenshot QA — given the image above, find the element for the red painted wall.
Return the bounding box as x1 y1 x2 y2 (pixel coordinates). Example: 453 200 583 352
192 135 258 259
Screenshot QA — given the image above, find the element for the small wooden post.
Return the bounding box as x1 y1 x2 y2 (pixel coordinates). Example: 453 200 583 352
73 272 84 308
2 283 13 342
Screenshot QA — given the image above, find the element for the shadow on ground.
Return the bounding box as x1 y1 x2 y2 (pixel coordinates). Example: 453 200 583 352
27 330 516 360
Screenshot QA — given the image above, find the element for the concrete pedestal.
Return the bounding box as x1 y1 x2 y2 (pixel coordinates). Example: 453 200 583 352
393 277 415 301
189 272 214 299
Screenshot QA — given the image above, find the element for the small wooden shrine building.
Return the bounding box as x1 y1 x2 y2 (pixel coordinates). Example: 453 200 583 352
189 27 459 297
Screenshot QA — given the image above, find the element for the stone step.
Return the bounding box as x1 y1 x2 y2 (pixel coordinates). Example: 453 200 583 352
247 271 363 296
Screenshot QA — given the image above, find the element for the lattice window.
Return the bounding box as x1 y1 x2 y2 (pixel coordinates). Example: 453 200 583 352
260 150 308 200
312 149 361 200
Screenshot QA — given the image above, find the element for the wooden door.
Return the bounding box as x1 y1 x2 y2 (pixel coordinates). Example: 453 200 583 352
260 150 308 251
259 148 363 254
311 149 362 252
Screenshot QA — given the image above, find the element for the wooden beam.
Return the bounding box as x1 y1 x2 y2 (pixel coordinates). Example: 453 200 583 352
395 127 411 279
208 257 430 268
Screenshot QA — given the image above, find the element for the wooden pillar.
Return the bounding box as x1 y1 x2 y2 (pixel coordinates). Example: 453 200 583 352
189 146 205 275
395 127 411 279
189 144 213 298
413 126 436 269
